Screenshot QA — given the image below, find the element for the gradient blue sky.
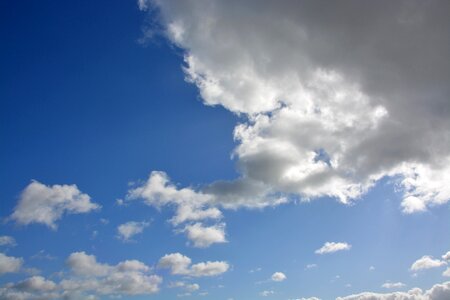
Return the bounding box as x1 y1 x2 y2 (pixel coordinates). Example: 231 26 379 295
1 1 450 300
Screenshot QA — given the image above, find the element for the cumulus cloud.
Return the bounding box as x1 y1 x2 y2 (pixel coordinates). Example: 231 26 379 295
337 281 450 300
10 181 100 229
117 221 150 241
382 282 406 289
271 272 287 282
0 236 16 247
0 252 162 300
141 0 450 212
315 242 351 255
158 252 229 277
442 251 450 262
410 255 447 271
183 222 227 248
0 253 23 275
168 281 200 293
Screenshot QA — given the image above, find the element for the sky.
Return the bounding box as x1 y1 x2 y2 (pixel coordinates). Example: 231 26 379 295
1 1 450 299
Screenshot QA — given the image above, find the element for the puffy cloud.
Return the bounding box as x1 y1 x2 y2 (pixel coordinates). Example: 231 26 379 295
168 281 200 292
337 281 450 300
143 0 450 212
410 255 447 271
11 276 57 292
10 181 100 229
443 268 450 277
271 272 287 282
117 221 150 241
382 282 406 289
0 253 23 275
61 252 161 297
315 242 351 255
183 222 227 248
0 236 16 247
442 251 450 261
158 253 229 277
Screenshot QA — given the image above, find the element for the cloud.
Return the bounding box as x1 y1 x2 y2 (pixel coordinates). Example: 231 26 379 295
10 181 100 229
0 236 16 247
305 264 317 270
117 221 150 241
183 222 227 248
315 242 351 254
158 253 229 277
337 281 450 300
382 282 406 289
143 0 450 212
260 290 274 296
443 268 450 277
0 253 23 275
168 281 200 292
410 255 447 271
271 272 287 282
442 251 450 261
60 252 161 297
10 276 57 292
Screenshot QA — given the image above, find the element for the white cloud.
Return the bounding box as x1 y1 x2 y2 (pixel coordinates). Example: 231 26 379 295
117 221 150 241
305 264 317 270
260 290 274 297
143 0 450 212
0 236 16 247
183 222 226 248
271 272 287 282
0 253 23 275
442 251 450 261
410 255 447 271
315 242 351 255
10 181 100 229
382 282 406 289
11 276 57 292
337 281 450 300
158 252 229 277
443 268 450 277
169 281 200 292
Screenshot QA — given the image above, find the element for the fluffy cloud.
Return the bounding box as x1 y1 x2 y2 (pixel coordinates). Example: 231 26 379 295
0 236 16 247
143 0 450 212
117 221 150 241
158 253 229 277
382 282 406 289
183 222 227 248
337 281 450 300
315 242 351 255
10 181 100 229
0 253 23 275
0 254 160 299
442 251 450 262
410 255 447 271
271 272 287 282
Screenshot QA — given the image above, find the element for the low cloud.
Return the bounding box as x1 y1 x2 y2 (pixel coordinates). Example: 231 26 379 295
271 272 287 282
117 221 150 241
0 253 23 275
315 242 351 255
158 252 229 277
410 255 447 271
9 181 100 229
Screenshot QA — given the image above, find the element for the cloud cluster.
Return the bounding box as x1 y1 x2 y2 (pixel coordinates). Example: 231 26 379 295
337 281 450 300
315 242 351 255
9 181 100 229
127 171 225 247
158 252 229 277
1 252 162 299
142 0 450 213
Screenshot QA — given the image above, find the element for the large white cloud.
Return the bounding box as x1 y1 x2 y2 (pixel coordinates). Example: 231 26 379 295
158 252 229 277
139 0 450 212
0 253 23 275
10 181 100 229
337 281 450 300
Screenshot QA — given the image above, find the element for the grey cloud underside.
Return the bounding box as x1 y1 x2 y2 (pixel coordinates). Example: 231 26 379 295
144 0 450 211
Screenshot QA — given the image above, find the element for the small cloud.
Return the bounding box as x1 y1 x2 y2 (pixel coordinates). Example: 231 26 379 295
271 272 287 282
117 221 150 241
315 242 351 254
260 290 274 296
0 236 16 247
382 282 406 289
250 267 262 273
369 266 375 271
305 264 317 270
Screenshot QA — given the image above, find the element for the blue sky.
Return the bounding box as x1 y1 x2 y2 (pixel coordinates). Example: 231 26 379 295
1 1 450 299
